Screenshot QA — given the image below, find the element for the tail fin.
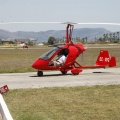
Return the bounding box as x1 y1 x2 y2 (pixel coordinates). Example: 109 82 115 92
95 50 116 67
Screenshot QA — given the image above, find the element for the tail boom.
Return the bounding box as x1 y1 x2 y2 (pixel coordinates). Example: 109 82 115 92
72 50 116 70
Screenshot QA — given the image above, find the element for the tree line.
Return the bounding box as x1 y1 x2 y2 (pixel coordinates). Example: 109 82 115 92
47 31 120 45
97 32 119 43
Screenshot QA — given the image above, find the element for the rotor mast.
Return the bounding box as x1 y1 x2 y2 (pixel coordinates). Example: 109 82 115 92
63 22 76 44
66 24 74 44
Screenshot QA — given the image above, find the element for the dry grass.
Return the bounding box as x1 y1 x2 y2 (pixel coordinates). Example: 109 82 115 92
1 45 120 120
3 85 120 120
78 47 120 66
0 45 120 73
0 47 51 73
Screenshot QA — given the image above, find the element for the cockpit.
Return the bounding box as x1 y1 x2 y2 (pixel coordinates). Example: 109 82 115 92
40 47 62 60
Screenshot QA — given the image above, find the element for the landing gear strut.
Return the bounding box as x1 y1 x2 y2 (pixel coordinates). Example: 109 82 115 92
37 71 43 76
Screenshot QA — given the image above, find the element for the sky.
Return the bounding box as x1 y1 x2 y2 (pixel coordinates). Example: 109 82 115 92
0 0 120 32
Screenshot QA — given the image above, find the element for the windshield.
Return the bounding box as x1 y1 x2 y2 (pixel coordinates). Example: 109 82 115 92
40 47 61 60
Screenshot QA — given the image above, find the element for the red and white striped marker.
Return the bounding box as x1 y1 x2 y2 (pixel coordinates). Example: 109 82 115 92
0 85 9 94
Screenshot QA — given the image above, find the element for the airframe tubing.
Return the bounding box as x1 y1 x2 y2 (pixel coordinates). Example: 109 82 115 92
74 61 105 69
0 94 13 120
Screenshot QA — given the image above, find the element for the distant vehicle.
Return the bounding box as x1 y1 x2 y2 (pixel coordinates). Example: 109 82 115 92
32 23 116 76
23 45 28 49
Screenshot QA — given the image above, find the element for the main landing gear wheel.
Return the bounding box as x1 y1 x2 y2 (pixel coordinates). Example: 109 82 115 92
37 71 43 76
61 71 67 75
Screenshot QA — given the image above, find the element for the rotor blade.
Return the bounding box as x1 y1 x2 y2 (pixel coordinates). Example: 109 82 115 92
0 22 120 26
77 23 120 26
0 22 62 24
62 22 77 24
0 21 76 25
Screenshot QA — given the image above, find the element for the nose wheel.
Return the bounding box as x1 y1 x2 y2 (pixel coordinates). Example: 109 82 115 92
37 70 43 76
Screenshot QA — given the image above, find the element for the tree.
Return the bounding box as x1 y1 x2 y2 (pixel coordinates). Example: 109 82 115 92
117 32 119 42
48 37 56 45
113 33 116 42
109 33 112 42
103 34 106 42
82 38 85 43
98 37 104 42
28 40 34 46
85 37 88 42
0 39 2 45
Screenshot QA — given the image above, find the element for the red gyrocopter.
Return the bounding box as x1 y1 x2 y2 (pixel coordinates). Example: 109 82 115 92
32 22 116 76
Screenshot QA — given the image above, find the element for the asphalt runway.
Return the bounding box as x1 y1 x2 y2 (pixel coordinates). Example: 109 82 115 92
0 68 120 89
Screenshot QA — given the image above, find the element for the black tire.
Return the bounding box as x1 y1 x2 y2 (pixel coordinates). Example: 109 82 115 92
37 71 43 76
61 71 67 75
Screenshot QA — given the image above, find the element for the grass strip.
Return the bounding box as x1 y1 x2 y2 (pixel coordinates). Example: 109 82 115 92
3 85 120 120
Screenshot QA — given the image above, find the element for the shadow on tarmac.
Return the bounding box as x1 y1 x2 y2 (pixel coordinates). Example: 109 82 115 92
30 73 72 77
30 71 112 77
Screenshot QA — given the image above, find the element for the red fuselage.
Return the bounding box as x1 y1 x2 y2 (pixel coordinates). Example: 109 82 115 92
32 44 86 71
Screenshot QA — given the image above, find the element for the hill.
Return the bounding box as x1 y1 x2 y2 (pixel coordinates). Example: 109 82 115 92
0 28 111 42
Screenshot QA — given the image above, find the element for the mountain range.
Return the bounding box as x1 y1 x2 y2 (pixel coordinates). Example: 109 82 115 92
0 28 111 42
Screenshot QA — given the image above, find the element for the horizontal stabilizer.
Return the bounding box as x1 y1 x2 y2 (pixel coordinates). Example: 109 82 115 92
109 56 116 67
